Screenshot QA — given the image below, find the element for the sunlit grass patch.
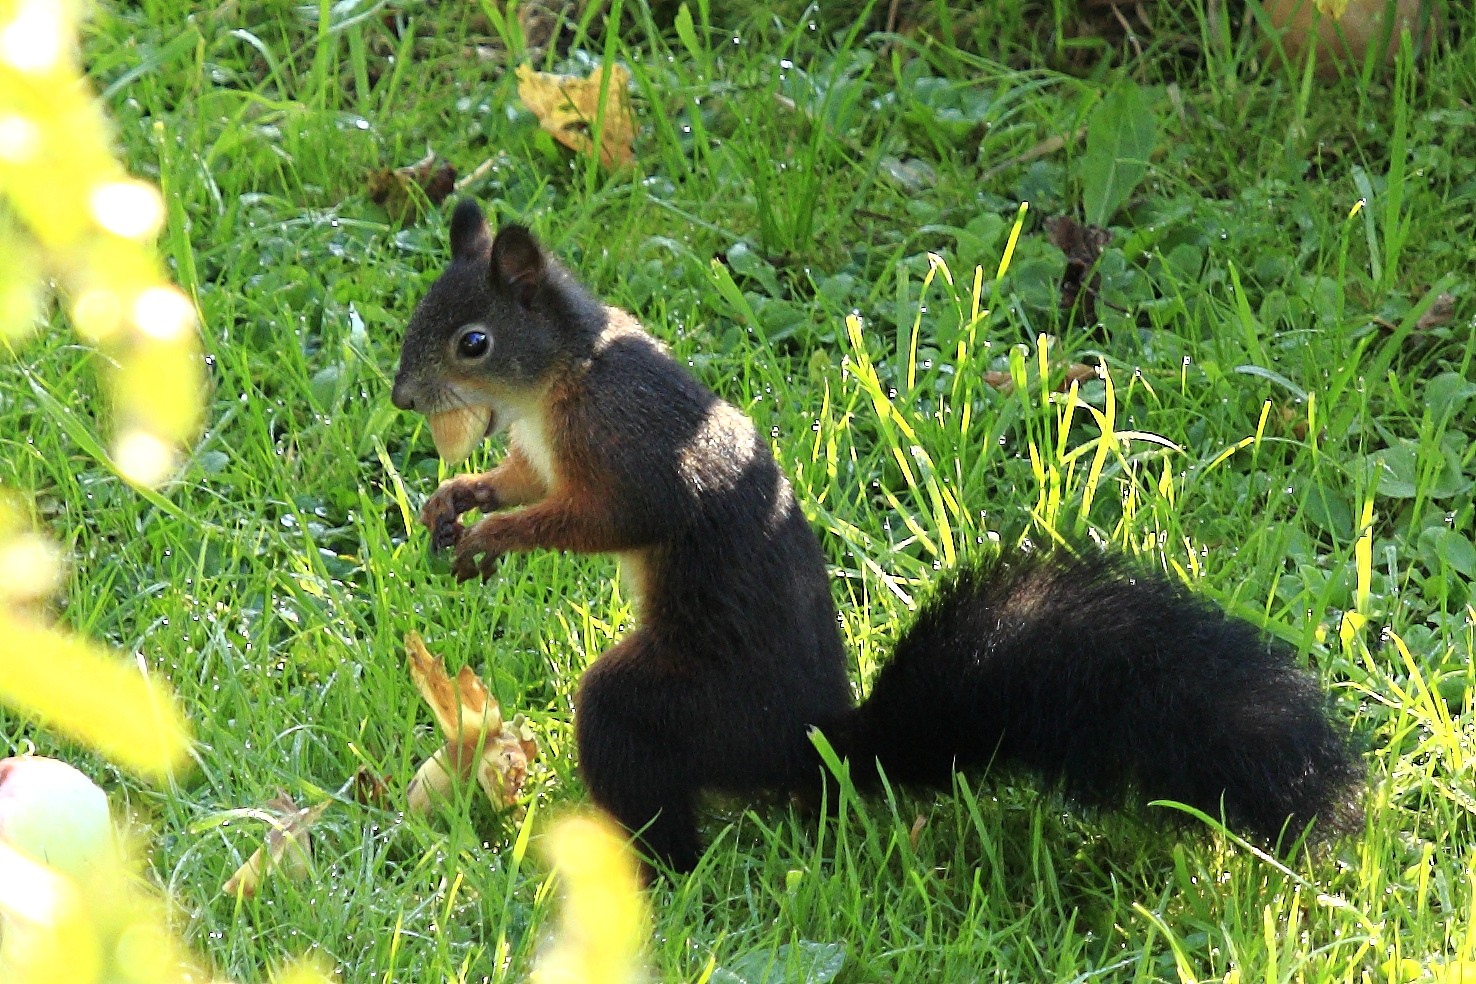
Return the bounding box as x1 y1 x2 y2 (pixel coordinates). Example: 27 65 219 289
0 0 1473 981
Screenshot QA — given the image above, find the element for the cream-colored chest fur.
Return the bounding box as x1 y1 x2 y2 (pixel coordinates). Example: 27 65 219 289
508 415 556 489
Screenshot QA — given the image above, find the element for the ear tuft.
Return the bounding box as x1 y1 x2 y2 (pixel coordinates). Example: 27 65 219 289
449 199 491 262
489 224 545 306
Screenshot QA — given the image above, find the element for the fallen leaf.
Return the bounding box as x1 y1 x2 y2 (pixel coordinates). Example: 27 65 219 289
404 633 539 814
367 149 457 224
222 792 330 898
351 767 389 809
1416 292 1457 331
908 814 927 850
1279 404 1310 441
1045 215 1113 324
1262 0 1443 75
516 63 635 167
986 361 1106 396
1059 362 1100 391
406 743 460 814
406 630 501 742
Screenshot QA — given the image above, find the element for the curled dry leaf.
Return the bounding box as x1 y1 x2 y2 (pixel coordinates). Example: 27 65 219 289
427 405 493 465
1416 292 1457 332
221 792 330 898
908 814 927 851
1045 215 1113 325
367 149 457 224
404 633 538 814
406 630 501 740
515 63 635 168
406 745 458 814
984 362 1102 397
351 766 389 809
1059 363 1100 391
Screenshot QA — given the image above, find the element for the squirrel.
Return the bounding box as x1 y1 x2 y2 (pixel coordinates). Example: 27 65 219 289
390 199 1363 874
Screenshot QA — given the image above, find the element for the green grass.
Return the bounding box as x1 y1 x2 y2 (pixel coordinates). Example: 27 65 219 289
4 0 1476 980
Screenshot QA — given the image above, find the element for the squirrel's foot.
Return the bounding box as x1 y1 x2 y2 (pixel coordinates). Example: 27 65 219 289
451 520 505 582
422 475 501 552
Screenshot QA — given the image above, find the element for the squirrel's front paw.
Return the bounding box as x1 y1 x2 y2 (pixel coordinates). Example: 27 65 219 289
421 476 500 552
430 515 464 554
451 521 504 582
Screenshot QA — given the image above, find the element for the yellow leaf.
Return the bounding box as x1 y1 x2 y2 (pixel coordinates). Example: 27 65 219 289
515 63 635 168
0 611 191 781
1314 0 1351 16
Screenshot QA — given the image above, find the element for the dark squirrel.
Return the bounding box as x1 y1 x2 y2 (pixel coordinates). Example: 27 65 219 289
390 199 1363 873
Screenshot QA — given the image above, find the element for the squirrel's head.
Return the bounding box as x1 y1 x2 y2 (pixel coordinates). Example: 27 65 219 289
391 199 571 464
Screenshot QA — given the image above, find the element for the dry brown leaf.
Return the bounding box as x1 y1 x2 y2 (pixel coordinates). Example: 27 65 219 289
367 149 457 224
983 370 1014 395
908 814 927 851
1416 292 1457 332
406 631 500 742
404 634 539 814
351 766 389 809
1059 363 1100 392
406 743 461 814
1261 0 1443 75
1045 215 1113 325
221 792 330 898
476 714 537 809
515 63 635 167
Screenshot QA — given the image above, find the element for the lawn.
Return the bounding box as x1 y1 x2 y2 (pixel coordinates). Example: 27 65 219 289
3 0 1476 981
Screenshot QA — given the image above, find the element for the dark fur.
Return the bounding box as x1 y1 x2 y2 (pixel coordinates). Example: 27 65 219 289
393 202 1362 873
829 554 1363 839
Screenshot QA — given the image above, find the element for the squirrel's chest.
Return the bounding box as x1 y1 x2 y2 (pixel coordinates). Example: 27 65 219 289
509 416 557 489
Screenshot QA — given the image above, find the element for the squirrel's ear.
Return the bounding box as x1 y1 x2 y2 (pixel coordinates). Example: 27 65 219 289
489 224 545 306
449 199 491 262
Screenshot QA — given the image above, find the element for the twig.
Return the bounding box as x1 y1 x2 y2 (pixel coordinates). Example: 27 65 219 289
454 157 496 192
1110 3 1144 61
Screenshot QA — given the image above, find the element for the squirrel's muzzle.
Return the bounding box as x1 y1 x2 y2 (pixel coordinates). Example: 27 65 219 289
391 374 419 412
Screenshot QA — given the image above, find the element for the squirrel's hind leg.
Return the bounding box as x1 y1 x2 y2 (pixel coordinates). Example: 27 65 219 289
575 630 701 875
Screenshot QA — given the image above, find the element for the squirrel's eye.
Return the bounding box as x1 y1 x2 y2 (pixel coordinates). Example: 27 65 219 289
457 330 490 359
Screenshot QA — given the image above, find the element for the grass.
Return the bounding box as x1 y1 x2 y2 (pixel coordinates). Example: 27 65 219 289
3 0 1476 980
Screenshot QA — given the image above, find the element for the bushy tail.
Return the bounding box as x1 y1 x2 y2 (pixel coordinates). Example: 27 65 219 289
828 550 1363 840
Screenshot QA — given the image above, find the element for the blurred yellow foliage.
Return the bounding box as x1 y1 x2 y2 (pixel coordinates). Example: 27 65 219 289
0 3 308 983
0 0 202 486
531 814 648 984
0 839 197 984
0 0 199 783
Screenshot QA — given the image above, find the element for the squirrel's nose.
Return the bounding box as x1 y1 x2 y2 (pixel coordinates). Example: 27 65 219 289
390 375 416 412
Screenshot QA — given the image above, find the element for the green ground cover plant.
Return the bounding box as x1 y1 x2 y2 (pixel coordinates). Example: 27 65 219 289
3 0 1475 980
